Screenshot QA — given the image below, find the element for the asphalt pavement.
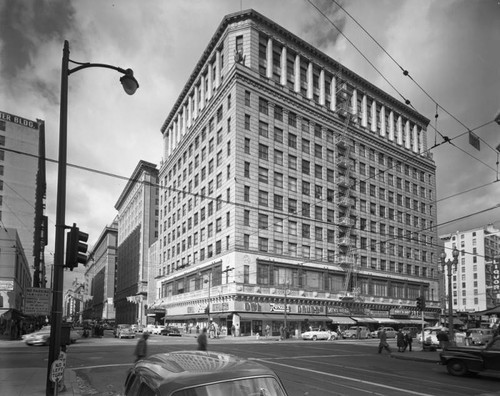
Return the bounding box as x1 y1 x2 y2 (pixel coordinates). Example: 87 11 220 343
0 334 442 396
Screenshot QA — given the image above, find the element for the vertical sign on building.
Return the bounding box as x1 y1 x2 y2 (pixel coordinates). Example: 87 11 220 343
493 258 500 303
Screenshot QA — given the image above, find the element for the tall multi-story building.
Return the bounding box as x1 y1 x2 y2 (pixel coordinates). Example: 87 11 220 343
0 110 46 285
82 217 118 321
440 225 500 314
152 10 440 336
114 160 159 325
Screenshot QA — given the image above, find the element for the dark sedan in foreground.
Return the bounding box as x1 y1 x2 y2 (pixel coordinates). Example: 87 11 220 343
440 336 500 376
124 350 289 396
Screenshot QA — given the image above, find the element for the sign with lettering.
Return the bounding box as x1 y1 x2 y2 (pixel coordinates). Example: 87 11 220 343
0 280 14 291
24 287 51 315
50 351 66 383
0 111 38 129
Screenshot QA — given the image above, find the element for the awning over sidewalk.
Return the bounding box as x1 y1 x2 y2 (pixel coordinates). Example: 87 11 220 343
372 317 398 324
351 316 378 323
328 316 356 325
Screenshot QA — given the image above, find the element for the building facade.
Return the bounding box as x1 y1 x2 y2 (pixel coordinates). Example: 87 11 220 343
82 218 118 321
114 161 159 325
440 225 500 314
0 110 45 283
152 10 440 336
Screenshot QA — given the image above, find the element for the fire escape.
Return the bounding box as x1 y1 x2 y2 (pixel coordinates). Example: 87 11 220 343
335 81 358 301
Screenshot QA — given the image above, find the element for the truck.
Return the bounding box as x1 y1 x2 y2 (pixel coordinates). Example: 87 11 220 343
439 336 500 376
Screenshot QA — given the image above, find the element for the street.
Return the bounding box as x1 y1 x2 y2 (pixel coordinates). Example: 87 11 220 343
2 333 500 396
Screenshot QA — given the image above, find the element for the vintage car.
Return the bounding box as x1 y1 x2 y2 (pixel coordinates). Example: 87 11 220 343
114 324 136 339
342 326 371 339
371 327 397 339
468 328 495 345
160 326 181 336
440 336 500 376
23 325 79 346
417 326 447 347
124 351 290 396
301 328 330 341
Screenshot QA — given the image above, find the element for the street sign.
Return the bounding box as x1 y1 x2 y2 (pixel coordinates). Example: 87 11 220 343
0 280 14 291
49 351 66 383
24 287 51 315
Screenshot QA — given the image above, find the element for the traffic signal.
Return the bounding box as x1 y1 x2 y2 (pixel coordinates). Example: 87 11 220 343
65 223 88 270
416 296 426 311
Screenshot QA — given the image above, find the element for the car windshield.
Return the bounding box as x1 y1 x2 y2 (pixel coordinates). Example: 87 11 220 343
172 376 287 396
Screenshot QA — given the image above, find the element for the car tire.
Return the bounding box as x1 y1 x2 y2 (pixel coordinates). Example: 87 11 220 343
446 359 468 376
351 335 356 339
119 334 122 339
312 335 317 341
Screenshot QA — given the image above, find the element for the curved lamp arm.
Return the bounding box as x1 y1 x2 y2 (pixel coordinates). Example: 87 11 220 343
68 61 139 95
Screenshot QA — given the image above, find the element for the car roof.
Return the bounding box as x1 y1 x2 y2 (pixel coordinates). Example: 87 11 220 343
128 351 282 394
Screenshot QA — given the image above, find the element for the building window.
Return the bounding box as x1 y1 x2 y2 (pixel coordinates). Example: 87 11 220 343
259 237 269 252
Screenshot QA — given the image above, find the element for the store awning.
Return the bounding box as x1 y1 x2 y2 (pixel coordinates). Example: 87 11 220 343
395 319 427 325
351 316 378 323
328 316 356 325
372 317 398 324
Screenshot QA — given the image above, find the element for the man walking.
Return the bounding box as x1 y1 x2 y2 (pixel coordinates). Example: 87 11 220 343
378 328 392 354
134 332 149 362
197 327 208 351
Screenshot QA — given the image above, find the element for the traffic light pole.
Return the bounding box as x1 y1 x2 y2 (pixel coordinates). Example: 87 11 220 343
46 40 70 396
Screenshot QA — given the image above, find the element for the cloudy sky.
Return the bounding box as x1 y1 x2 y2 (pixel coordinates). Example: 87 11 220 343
1 0 499 283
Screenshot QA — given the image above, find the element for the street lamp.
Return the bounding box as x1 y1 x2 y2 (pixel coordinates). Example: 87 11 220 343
440 247 460 343
283 280 290 333
46 40 138 396
199 271 212 325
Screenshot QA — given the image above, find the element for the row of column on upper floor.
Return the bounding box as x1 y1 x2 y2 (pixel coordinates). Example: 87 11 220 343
163 37 427 160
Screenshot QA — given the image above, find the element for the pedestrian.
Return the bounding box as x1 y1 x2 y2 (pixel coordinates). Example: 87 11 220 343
265 324 270 338
134 332 149 362
231 324 235 337
396 329 406 352
437 330 450 350
403 331 413 352
197 327 208 351
378 328 392 354
279 325 284 341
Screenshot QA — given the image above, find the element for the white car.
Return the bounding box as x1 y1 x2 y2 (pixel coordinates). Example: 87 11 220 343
151 325 165 335
301 328 331 341
417 326 447 346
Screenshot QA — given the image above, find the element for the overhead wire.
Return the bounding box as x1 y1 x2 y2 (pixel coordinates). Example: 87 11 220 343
308 0 499 166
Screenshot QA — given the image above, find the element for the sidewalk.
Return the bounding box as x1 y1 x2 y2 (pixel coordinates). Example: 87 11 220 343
0 336 441 395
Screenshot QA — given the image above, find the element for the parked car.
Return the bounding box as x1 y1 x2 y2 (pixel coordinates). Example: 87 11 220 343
440 336 500 376
23 325 80 346
468 328 495 345
114 324 136 339
417 326 447 347
124 351 290 396
131 324 144 333
151 325 165 335
342 326 371 339
301 328 330 341
371 327 397 339
401 327 419 338
160 326 181 336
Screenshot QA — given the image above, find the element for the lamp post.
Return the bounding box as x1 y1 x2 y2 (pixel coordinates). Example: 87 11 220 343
440 247 460 343
283 280 290 333
199 271 212 325
46 40 138 396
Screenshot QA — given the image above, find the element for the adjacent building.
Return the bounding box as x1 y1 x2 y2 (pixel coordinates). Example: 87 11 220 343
440 225 500 314
151 9 440 336
81 217 119 321
0 110 46 285
114 160 159 325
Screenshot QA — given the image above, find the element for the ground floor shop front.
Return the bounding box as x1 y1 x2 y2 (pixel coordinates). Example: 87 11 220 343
153 297 440 337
